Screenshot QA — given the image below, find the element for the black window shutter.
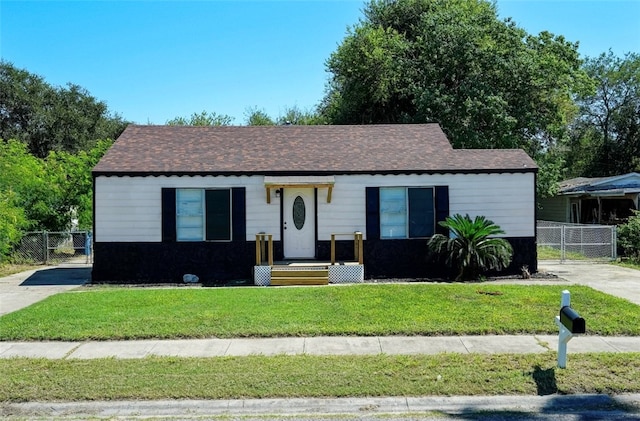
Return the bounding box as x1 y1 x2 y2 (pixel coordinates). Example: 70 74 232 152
434 186 449 236
408 188 435 237
366 187 380 240
161 188 176 242
231 187 246 242
206 190 231 241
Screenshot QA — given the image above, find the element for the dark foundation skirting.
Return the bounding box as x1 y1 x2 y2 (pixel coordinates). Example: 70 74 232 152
93 237 536 284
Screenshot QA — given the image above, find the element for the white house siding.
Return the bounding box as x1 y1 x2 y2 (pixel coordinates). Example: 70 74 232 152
94 175 280 242
448 173 535 237
96 172 535 243
317 173 535 240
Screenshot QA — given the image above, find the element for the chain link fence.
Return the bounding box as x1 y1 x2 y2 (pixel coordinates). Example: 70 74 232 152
13 231 92 265
537 220 617 261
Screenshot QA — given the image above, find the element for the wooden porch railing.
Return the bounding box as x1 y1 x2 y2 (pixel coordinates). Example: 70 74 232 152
256 232 363 266
330 232 363 265
255 233 274 266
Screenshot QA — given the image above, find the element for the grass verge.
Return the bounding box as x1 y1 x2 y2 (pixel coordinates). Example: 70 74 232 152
0 263 44 278
614 259 640 271
1 284 639 340
1 353 639 402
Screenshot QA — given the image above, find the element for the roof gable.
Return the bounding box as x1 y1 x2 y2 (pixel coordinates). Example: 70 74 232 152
93 124 537 175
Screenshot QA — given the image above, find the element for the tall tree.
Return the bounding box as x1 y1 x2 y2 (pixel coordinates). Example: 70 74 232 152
321 0 588 156
166 111 234 126
244 107 276 126
275 106 327 126
0 139 63 230
0 137 112 237
245 106 326 126
46 139 113 230
0 61 127 157
565 51 640 177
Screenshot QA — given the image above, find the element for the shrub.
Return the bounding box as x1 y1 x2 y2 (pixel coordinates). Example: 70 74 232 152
428 214 513 282
0 190 27 262
618 210 640 262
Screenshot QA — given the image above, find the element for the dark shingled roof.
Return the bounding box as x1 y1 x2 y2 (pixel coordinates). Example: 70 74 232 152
93 124 537 175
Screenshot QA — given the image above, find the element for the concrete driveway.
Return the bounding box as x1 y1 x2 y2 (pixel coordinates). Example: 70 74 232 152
0 264 90 316
538 260 640 306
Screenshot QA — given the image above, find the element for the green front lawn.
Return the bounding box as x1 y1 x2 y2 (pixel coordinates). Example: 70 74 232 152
2 284 639 340
2 283 640 401
2 353 639 401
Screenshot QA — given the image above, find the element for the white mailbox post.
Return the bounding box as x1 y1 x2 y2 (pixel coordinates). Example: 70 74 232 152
554 290 586 368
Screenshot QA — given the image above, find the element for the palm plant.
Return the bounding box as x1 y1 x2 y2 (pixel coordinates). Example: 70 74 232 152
428 214 513 282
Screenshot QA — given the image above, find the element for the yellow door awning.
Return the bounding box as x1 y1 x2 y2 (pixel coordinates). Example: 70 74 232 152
264 176 335 203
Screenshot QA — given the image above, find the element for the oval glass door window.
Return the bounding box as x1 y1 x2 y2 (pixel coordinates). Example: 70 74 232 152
293 196 306 230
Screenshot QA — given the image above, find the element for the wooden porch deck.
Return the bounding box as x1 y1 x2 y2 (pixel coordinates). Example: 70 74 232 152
255 233 364 286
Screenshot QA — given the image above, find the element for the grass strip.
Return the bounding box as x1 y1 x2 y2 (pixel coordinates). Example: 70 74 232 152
2 284 639 340
537 246 593 261
1 353 639 402
615 260 640 271
0 263 44 278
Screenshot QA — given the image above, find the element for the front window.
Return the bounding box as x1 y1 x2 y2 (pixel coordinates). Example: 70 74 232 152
176 188 231 241
380 187 434 239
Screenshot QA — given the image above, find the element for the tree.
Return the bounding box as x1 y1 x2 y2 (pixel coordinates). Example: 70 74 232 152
244 106 326 126
0 138 112 244
428 214 513 281
565 51 640 177
0 189 27 260
245 107 276 126
0 61 127 157
0 139 63 230
535 147 566 199
321 0 587 156
275 105 327 126
166 111 234 126
46 139 113 230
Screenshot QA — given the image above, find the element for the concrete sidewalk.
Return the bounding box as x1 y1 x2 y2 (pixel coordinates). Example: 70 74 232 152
1 334 639 359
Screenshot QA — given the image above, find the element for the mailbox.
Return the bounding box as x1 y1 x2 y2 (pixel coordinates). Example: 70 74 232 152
555 290 585 368
559 306 585 334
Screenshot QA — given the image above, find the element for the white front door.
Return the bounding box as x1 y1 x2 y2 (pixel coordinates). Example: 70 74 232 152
283 188 315 258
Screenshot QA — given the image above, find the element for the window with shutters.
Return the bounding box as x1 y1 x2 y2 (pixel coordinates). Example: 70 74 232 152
380 187 435 239
176 189 231 241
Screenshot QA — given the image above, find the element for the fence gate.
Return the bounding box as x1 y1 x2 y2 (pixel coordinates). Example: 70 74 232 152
14 231 92 265
537 221 617 262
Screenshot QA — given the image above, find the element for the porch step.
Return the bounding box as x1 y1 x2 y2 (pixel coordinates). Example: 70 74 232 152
270 267 329 286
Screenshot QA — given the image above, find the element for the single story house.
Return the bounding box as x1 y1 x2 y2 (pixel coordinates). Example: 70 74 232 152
92 124 538 284
538 172 640 224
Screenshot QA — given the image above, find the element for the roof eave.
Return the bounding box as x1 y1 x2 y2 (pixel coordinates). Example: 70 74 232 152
92 167 538 178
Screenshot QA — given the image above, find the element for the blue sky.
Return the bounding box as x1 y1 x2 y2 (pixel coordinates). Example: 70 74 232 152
1 1 639 126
